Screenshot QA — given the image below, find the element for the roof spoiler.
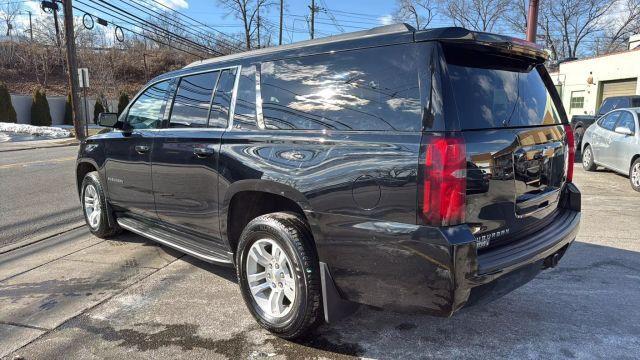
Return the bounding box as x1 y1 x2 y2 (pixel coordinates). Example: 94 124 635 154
415 27 548 64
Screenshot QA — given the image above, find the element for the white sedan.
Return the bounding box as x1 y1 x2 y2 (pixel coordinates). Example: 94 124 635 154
581 107 640 192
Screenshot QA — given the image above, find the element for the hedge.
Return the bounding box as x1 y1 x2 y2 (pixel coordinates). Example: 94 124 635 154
31 88 52 126
0 82 17 123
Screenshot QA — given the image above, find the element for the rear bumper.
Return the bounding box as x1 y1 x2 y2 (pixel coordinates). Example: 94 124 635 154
312 183 581 317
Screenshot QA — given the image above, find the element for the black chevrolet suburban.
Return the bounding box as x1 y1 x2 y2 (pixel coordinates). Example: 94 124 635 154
78 24 581 338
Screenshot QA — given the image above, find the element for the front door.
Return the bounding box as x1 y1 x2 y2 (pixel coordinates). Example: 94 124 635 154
152 67 238 243
609 110 637 172
105 79 172 219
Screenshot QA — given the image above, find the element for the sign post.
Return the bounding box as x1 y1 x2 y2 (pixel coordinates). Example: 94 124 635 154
78 68 90 137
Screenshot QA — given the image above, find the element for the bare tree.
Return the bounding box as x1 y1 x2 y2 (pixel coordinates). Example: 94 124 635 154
440 0 510 32
218 0 272 50
1 1 23 36
598 0 640 53
393 0 437 30
545 0 616 59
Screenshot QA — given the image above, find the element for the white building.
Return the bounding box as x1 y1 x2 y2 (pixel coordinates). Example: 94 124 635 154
549 35 640 118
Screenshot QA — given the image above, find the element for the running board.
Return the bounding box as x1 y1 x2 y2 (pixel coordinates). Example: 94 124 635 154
117 217 234 265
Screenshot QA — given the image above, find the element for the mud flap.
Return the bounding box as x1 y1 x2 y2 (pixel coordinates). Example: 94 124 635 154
320 262 359 323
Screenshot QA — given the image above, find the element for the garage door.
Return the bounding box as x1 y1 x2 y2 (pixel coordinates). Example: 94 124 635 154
601 78 638 99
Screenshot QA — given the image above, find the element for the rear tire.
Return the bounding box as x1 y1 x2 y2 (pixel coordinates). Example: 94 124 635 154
630 158 640 192
236 212 322 339
574 127 584 154
582 145 597 171
81 171 121 238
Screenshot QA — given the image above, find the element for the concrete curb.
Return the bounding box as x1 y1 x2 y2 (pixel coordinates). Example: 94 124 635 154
0 139 79 153
0 223 85 255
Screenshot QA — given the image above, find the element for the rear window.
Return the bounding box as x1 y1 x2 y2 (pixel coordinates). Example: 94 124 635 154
446 59 561 130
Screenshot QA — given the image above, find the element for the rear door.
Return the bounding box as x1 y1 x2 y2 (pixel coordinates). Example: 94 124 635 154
151 67 238 244
441 43 569 250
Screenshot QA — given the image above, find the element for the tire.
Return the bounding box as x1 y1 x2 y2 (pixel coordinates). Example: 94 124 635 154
630 158 640 192
81 171 121 238
582 145 597 171
574 127 584 154
236 212 322 339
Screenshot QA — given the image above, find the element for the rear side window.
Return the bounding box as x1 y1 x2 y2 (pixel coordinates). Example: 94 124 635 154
446 63 561 129
260 44 421 131
599 111 620 131
170 71 218 128
126 79 171 129
233 65 258 130
632 98 640 107
209 68 237 128
617 111 635 133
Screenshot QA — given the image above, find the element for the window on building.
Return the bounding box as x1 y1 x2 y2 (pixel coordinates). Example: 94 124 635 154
570 91 584 110
170 71 218 128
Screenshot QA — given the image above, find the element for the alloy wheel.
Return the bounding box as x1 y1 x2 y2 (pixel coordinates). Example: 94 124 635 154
246 238 297 318
83 184 101 229
632 163 640 188
583 148 592 168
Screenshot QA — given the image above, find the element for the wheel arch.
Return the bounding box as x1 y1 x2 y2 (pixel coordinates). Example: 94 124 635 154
631 154 640 172
76 160 100 197
222 180 322 256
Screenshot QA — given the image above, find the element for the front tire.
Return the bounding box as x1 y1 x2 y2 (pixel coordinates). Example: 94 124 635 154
630 158 640 192
582 145 597 171
236 212 322 339
81 171 121 238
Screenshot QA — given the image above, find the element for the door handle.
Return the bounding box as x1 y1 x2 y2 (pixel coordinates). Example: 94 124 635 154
134 145 150 154
193 145 215 158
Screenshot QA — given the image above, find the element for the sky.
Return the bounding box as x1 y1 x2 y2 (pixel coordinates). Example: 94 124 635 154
179 0 401 44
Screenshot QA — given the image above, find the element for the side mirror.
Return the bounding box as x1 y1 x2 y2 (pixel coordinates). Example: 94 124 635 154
614 126 634 136
97 112 118 127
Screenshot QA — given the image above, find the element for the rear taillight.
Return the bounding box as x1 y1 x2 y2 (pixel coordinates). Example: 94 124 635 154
420 135 466 227
564 124 575 182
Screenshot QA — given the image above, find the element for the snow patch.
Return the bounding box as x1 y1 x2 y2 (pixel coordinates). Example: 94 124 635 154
0 122 72 139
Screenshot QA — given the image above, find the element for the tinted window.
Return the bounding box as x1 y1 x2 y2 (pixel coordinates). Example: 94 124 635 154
599 112 620 131
260 44 421 131
170 71 218 128
209 68 237 128
233 65 258 130
126 80 171 129
631 98 640 107
617 111 635 133
447 65 561 129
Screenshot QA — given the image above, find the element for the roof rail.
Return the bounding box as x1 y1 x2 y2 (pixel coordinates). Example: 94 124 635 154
184 23 416 69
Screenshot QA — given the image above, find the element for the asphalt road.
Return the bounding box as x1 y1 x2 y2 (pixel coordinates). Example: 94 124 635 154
0 146 83 249
1 161 639 358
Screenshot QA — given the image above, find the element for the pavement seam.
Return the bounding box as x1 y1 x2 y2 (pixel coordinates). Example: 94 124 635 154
60 258 163 270
0 233 105 283
0 224 85 255
0 321 50 332
7 252 186 358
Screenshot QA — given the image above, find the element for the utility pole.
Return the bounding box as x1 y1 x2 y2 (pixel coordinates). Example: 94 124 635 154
52 1 62 48
309 0 316 39
279 0 283 45
526 0 539 43
62 0 86 140
28 11 33 41
256 0 261 48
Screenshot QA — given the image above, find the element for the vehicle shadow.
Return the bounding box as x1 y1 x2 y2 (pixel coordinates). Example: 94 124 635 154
282 241 640 359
